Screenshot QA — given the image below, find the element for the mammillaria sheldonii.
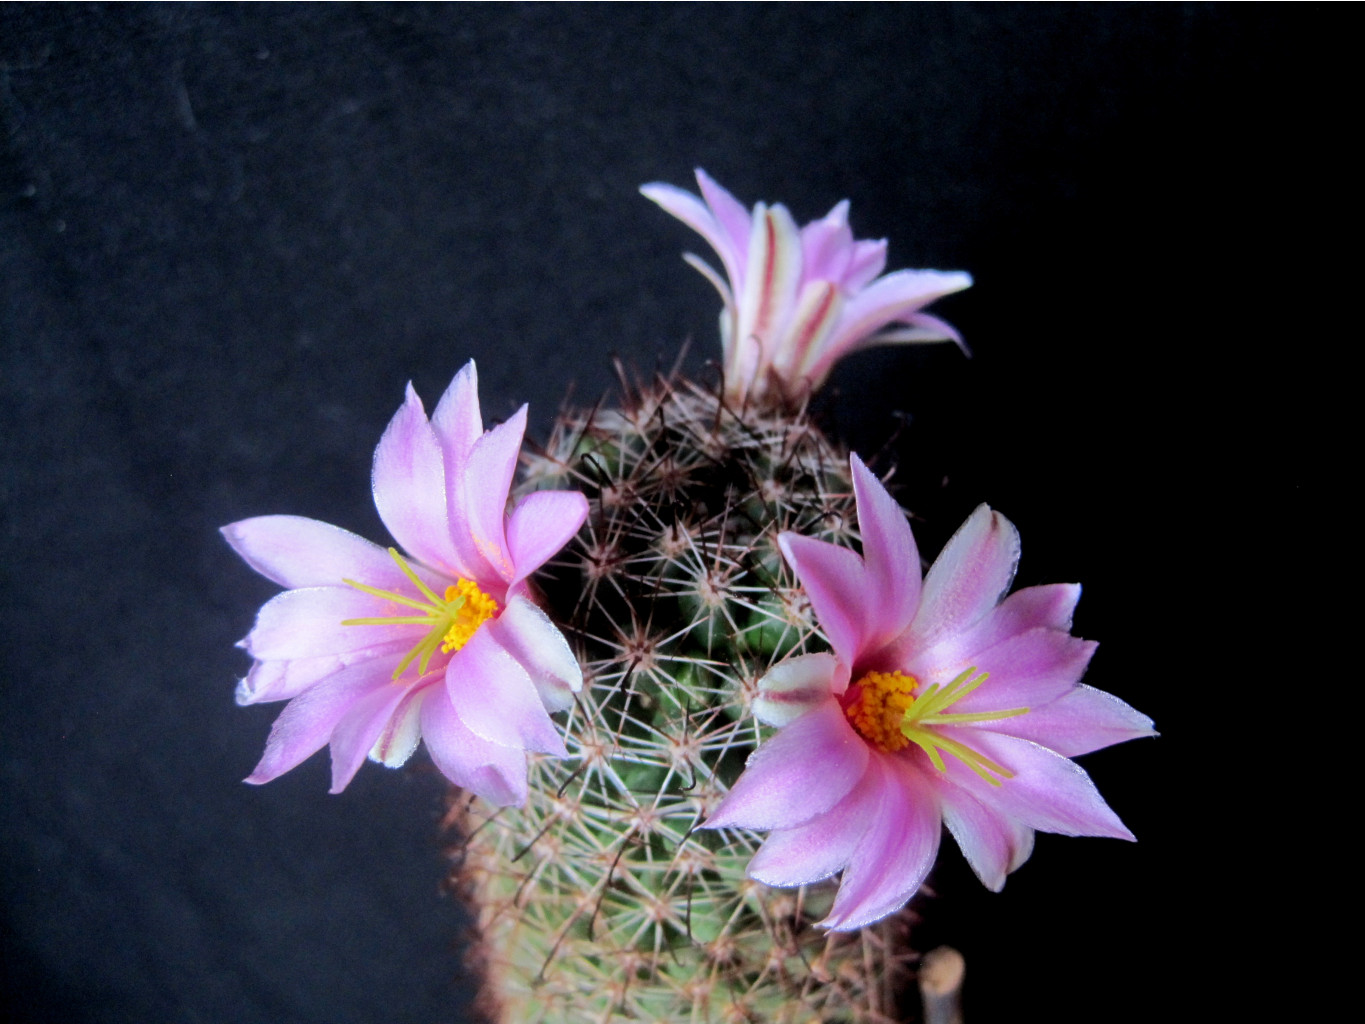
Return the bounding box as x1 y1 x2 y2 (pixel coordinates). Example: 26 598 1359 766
225 179 1150 1023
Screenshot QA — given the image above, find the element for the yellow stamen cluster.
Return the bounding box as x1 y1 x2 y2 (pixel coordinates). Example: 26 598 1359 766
898 666 1029 787
341 548 499 681
440 578 499 652
843 670 918 753
845 665 1032 787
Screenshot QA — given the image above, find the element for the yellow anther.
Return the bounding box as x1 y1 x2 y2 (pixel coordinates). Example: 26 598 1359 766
845 665 1031 785
439 578 499 653
341 548 499 681
844 671 919 753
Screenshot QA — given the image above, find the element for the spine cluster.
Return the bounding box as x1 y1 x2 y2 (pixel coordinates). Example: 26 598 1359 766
449 371 918 1024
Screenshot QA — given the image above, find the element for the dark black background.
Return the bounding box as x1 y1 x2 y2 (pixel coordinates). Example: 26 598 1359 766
1 5 1322 1023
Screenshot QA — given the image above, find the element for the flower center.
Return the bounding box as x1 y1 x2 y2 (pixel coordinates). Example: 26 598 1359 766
845 667 1030 787
844 671 918 753
342 547 499 681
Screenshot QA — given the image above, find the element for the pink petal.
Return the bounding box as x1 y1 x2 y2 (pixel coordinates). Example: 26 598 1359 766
807 269 972 382
445 627 568 757
221 516 403 590
430 363 490 580
368 683 427 768
639 182 719 243
704 701 868 831
371 383 460 572
939 783 1035 892
420 685 528 806
799 200 855 282
875 311 968 353
777 531 869 668
237 658 333 705
849 454 922 648
429 360 484 464
640 173 746 292
244 657 396 785
681 252 736 309
236 639 410 705
922 628 1097 718
242 587 423 660
908 504 1021 651
821 756 942 931
460 405 527 586
837 269 974 343
772 280 842 384
746 759 881 886
940 730 1135 841
753 653 840 727
991 684 1155 757
1005 583 1083 633
735 204 802 376
844 238 888 291
694 168 753 267
505 489 588 587
489 594 583 714
327 678 416 793
919 583 1081 670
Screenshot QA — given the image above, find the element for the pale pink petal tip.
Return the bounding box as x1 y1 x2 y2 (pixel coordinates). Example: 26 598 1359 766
225 364 585 798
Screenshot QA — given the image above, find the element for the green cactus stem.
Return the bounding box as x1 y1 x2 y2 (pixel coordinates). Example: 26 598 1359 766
449 369 921 1023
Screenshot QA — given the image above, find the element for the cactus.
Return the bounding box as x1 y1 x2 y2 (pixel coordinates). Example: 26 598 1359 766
218 166 1152 1024
448 368 919 1024
223 170 1149 1022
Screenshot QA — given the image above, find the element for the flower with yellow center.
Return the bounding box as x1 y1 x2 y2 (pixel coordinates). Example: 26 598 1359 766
223 360 588 803
704 453 1151 931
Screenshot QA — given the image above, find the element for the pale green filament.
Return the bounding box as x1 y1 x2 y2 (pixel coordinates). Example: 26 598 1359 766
899 666 1028 787
342 547 498 681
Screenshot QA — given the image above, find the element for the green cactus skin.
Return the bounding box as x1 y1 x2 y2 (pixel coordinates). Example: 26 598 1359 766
449 371 919 1023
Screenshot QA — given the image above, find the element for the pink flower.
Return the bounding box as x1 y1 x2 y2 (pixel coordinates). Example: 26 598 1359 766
223 361 588 805
640 169 972 405
702 454 1153 930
